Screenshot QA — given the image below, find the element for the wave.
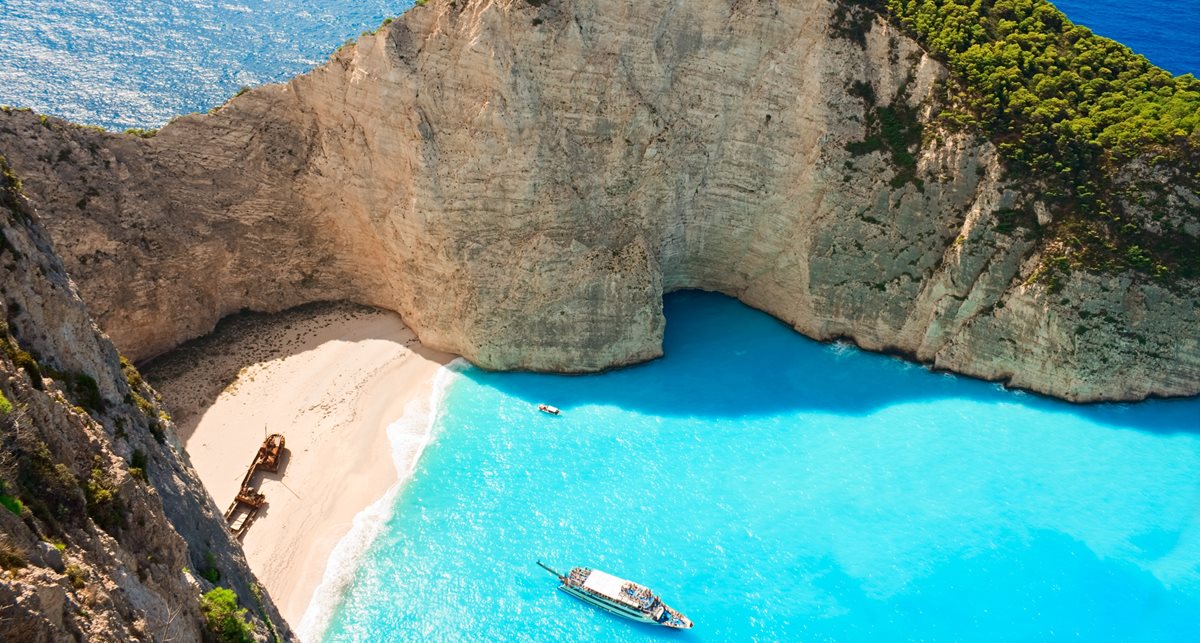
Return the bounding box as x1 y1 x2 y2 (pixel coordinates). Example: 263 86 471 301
296 359 465 642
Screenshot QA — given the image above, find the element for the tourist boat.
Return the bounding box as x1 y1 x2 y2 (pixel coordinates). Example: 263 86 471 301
537 404 561 415
537 562 693 629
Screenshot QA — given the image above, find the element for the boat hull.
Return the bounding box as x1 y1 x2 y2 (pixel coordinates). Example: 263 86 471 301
558 586 659 625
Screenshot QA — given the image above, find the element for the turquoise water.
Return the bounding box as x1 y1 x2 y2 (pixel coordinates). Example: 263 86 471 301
322 292 1200 641
1 2 1197 639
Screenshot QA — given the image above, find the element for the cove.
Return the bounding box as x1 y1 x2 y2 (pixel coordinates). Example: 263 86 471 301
321 292 1200 641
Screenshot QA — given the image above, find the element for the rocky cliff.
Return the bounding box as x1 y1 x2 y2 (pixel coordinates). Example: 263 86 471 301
0 0 1196 402
0 160 289 640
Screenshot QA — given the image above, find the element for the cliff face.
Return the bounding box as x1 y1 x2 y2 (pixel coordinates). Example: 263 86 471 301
0 165 288 641
0 0 1196 400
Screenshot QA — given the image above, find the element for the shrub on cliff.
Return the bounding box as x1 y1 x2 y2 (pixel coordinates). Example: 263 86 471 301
200 587 254 643
847 0 1200 281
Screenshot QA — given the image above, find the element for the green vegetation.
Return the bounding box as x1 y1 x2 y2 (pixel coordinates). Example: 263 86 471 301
0 154 23 201
123 128 157 138
0 390 11 415
84 458 125 534
65 563 88 589
129 449 149 483
63 372 105 415
846 0 1200 283
200 587 254 643
120 355 144 390
250 582 282 643
0 490 23 515
122 358 168 443
1 153 32 227
199 550 221 584
0 478 24 515
9 439 82 530
1 337 42 390
845 81 925 189
0 538 26 570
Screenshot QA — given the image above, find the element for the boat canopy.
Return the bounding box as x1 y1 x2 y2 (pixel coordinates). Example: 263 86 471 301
582 570 642 608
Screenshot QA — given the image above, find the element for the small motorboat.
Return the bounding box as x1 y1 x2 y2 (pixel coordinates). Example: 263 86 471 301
538 404 561 415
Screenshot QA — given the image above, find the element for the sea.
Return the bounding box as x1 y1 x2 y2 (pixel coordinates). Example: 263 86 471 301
1 1 1198 642
0 1 1196 130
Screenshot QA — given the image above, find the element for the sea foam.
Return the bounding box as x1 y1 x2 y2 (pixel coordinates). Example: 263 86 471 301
296 359 464 642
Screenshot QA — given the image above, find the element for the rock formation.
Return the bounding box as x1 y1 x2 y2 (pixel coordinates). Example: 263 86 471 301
0 161 288 641
0 0 1195 405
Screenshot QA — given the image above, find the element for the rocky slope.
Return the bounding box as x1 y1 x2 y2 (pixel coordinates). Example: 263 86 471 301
0 161 289 640
0 0 1196 401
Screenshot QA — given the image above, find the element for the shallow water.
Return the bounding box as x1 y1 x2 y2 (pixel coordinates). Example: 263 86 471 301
321 292 1200 641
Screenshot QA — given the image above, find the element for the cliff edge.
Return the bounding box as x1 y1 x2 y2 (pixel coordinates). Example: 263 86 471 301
0 160 289 641
0 0 1196 401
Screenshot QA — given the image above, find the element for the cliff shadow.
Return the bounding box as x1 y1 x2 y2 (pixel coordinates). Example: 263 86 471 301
141 301 443 444
460 291 1200 436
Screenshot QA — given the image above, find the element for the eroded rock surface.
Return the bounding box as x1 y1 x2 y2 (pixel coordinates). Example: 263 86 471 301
0 163 289 642
0 0 1196 400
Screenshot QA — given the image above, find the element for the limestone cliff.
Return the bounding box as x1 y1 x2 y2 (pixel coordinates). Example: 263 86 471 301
0 162 289 641
0 0 1196 401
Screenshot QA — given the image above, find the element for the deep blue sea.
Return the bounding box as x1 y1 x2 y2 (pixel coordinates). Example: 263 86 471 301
0 0 412 131
1 1 1198 641
313 292 1200 641
0 0 1196 131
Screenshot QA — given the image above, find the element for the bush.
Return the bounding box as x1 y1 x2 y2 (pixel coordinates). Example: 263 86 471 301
1 337 42 390
13 440 83 529
65 563 88 589
200 587 254 643
0 391 11 415
129 449 149 482
856 0 1200 279
84 460 125 534
120 355 144 389
0 493 23 515
67 373 105 415
200 550 221 584
0 538 26 570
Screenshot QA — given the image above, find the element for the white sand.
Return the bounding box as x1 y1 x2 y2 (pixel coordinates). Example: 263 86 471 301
146 305 453 630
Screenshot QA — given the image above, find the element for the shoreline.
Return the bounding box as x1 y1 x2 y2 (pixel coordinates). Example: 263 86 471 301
144 303 455 632
296 362 461 641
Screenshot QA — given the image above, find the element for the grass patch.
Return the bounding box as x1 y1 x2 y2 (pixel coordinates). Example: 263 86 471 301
0 493 23 516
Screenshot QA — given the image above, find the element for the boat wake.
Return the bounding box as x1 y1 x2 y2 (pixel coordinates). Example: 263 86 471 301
296 359 465 642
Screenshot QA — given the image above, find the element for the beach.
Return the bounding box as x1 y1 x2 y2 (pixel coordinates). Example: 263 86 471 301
144 303 454 630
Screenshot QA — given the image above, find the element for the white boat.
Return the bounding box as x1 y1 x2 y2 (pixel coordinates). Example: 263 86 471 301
538 404 561 415
538 562 693 629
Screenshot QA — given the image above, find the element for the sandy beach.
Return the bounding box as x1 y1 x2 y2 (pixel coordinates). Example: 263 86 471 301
144 303 454 631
